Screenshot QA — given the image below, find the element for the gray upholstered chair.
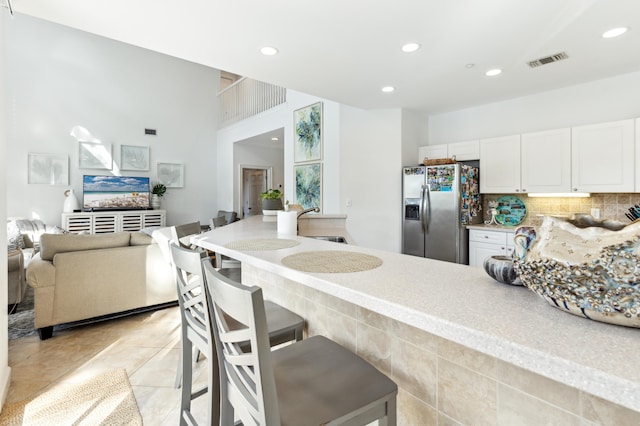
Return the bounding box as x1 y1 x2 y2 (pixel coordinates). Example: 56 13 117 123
169 243 304 425
171 221 203 249
203 260 398 426
8 249 26 313
208 215 242 271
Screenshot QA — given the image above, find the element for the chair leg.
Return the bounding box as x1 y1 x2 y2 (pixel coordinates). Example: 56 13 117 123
386 396 397 426
174 347 183 388
180 339 194 426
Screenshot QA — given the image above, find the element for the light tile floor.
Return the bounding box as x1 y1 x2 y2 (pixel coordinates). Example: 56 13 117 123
7 306 211 424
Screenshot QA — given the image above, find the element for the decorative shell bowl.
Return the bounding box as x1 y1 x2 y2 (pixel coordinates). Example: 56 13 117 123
513 215 640 328
483 255 522 286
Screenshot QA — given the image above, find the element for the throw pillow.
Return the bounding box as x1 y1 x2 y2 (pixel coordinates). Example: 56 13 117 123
51 226 69 234
7 221 25 251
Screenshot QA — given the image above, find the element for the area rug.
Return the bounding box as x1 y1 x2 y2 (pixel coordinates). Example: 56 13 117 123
8 286 36 340
0 369 142 425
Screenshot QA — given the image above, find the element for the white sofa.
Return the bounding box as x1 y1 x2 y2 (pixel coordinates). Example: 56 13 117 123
26 231 177 339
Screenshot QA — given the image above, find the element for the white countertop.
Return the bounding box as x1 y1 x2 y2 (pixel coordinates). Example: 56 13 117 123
467 224 519 232
192 216 640 412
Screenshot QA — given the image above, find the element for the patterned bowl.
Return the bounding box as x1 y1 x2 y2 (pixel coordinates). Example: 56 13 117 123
483 255 522 286
514 215 640 328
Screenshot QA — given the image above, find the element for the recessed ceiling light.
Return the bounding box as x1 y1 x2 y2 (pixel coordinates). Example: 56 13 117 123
381 86 395 93
260 46 279 56
401 43 421 53
465 63 475 69
485 68 502 77
271 137 279 141
602 27 628 38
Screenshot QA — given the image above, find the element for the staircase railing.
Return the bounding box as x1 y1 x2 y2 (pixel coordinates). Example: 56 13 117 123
218 77 286 127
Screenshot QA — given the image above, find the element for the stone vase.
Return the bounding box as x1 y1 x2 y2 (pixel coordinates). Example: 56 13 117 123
262 198 283 211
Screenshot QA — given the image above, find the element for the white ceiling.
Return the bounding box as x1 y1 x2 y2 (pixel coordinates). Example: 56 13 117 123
11 0 640 114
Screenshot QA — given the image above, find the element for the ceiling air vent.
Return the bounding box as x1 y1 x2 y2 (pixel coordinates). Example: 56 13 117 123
527 52 569 68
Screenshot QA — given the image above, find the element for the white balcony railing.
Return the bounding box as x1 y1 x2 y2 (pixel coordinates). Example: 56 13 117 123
218 77 286 127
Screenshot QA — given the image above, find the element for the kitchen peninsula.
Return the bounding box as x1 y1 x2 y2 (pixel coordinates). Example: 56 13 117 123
192 216 640 425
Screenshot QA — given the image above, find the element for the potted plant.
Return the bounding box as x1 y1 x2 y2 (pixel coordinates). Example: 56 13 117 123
260 188 284 212
151 183 166 209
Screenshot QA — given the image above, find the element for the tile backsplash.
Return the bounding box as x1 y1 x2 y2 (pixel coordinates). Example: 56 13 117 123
482 193 640 227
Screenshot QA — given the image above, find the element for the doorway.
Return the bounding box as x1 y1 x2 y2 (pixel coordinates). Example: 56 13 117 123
241 167 269 217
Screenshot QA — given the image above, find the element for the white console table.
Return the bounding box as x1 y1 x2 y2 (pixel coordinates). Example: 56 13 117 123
62 210 165 234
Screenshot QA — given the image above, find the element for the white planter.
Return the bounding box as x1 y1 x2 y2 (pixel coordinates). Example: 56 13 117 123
151 194 162 209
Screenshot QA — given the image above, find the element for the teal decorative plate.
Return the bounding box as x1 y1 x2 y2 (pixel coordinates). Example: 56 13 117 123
495 195 526 226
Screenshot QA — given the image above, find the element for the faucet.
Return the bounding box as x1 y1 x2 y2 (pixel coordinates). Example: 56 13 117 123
296 207 320 234
297 206 320 218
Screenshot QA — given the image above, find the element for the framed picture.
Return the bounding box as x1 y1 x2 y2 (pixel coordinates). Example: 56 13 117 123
294 102 322 163
294 162 322 211
27 153 69 185
79 141 112 170
157 162 184 188
120 145 150 171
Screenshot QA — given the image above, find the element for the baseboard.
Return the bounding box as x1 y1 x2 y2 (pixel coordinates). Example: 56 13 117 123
0 366 12 409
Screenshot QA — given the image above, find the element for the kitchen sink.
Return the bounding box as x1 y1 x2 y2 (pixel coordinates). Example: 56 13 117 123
306 235 348 244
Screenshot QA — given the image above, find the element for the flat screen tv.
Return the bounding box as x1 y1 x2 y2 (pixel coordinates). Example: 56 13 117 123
83 175 150 210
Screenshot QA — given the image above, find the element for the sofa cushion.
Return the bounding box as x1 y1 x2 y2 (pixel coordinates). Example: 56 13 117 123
130 232 154 246
40 232 131 261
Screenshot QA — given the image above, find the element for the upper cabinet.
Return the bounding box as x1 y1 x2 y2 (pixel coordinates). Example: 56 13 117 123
571 119 634 193
418 140 480 164
479 135 521 193
448 140 480 161
418 144 447 164
521 128 571 193
480 119 635 194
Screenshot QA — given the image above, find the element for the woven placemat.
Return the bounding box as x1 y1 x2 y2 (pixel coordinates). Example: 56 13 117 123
224 238 300 251
281 250 383 273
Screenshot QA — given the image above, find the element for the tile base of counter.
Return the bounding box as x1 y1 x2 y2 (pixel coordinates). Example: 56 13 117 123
242 263 640 425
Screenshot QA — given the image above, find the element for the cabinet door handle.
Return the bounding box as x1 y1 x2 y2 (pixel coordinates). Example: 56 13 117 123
522 188 527 192
573 188 578 192
515 189 519 192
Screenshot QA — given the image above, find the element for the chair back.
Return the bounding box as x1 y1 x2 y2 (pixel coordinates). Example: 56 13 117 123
171 222 202 249
202 260 280 426
170 242 213 356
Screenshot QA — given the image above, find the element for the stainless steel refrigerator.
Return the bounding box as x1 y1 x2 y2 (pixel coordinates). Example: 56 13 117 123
402 163 481 264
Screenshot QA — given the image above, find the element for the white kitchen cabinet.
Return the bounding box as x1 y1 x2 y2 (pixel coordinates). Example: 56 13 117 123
418 144 448 163
448 140 480 161
468 228 515 267
571 119 634 193
521 128 571 193
479 135 521 193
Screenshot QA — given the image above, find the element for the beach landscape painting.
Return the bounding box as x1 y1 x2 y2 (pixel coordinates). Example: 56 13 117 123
82 175 150 209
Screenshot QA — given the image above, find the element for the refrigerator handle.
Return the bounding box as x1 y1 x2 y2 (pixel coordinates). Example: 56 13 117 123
420 184 429 233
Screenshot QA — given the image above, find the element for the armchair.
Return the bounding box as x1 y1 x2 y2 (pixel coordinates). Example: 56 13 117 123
8 249 26 313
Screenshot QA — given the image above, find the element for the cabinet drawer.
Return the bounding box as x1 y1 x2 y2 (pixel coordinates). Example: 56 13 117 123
469 229 507 245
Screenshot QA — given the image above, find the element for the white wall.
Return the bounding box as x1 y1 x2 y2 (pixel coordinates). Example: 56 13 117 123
1 10 10 410
217 91 342 216
218 92 406 251
234 142 284 215
217 105 288 213
340 107 403 251
5 14 219 227
401 109 429 167
429 71 640 143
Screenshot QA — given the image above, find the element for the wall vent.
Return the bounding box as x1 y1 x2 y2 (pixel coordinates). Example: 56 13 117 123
527 52 569 68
